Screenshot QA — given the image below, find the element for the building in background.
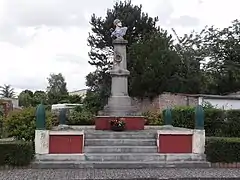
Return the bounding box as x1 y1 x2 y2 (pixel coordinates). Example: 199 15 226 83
0 97 20 117
69 89 88 98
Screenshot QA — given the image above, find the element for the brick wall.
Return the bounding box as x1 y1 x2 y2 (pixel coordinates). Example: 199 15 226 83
133 93 199 113
158 93 198 111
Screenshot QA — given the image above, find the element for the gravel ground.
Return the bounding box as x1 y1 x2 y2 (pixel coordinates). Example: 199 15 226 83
1 168 240 180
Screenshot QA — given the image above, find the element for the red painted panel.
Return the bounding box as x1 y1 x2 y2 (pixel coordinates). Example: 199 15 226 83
49 135 70 154
95 116 145 130
70 135 83 153
49 135 84 154
159 134 192 153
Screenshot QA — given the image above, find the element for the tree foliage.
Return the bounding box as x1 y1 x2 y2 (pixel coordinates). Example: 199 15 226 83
199 20 240 94
18 90 47 107
128 31 202 98
86 0 160 111
85 0 205 113
0 84 15 98
18 90 33 107
88 0 159 69
47 73 68 104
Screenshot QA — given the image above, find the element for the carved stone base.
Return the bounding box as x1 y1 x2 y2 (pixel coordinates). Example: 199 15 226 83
102 96 139 116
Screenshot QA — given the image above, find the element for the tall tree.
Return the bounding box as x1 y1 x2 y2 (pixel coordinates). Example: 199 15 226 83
172 29 204 94
86 0 159 110
47 73 68 104
32 90 47 106
128 31 180 98
18 90 34 107
0 84 15 98
191 20 240 94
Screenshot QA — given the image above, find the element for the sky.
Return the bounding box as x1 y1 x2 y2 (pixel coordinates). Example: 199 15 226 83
0 0 239 95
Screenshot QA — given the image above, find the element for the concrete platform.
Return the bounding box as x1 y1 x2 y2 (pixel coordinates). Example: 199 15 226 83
35 126 209 169
32 160 211 169
33 153 209 169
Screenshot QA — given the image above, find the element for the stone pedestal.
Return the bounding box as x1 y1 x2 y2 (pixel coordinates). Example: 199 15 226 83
156 125 207 160
102 37 138 116
95 37 144 130
34 130 84 156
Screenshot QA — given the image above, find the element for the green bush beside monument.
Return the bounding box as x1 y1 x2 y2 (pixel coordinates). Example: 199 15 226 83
0 141 34 166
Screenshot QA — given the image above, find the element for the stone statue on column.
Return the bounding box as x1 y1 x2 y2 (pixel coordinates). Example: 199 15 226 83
101 19 138 116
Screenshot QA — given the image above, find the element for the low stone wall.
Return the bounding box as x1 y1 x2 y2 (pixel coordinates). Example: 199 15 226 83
132 93 199 113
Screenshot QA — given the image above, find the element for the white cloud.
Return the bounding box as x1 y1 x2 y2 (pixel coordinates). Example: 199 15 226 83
0 0 239 95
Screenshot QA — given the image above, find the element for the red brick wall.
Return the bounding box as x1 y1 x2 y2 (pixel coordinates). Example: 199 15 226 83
132 93 198 113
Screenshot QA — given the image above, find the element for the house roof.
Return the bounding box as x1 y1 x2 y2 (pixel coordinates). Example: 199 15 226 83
69 89 88 93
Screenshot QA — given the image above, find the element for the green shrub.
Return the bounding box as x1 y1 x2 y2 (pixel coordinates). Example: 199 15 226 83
3 107 54 141
0 141 34 166
166 106 240 137
206 137 240 163
68 106 94 125
142 111 163 125
223 110 240 137
166 106 195 129
204 108 225 136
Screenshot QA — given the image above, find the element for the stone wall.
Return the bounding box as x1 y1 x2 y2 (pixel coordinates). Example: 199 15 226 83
132 93 199 113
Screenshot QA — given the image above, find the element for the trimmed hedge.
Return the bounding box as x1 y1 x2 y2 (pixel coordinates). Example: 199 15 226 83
166 107 240 137
206 137 240 163
67 106 95 125
0 141 34 166
3 107 55 141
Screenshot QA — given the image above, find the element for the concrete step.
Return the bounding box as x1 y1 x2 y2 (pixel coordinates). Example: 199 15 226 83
32 161 211 169
84 146 158 153
84 153 163 161
85 139 156 146
35 154 85 161
85 131 156 139
84 153 205 162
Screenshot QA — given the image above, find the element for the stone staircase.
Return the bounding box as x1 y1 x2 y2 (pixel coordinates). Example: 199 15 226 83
33 130 210 169
82 130 209 168
84 130 159 164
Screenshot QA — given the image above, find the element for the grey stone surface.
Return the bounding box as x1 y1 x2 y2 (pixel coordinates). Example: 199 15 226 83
35 154 85 161
85 139 156 146
84 146 158 153
32 161 210 169
83 153 206 162
84 131 156 139
102 32 138 116
1 168 240 179
84 153 165 161
35 128 209 169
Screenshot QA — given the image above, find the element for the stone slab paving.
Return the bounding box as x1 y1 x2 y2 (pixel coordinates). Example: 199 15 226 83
1 168 240 180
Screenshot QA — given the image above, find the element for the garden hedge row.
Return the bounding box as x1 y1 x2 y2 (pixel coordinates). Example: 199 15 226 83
166 107 240 137
206 137 240 163
0 141 34 166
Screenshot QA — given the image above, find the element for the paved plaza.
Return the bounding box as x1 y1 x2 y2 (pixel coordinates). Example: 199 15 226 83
1 168 240 180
